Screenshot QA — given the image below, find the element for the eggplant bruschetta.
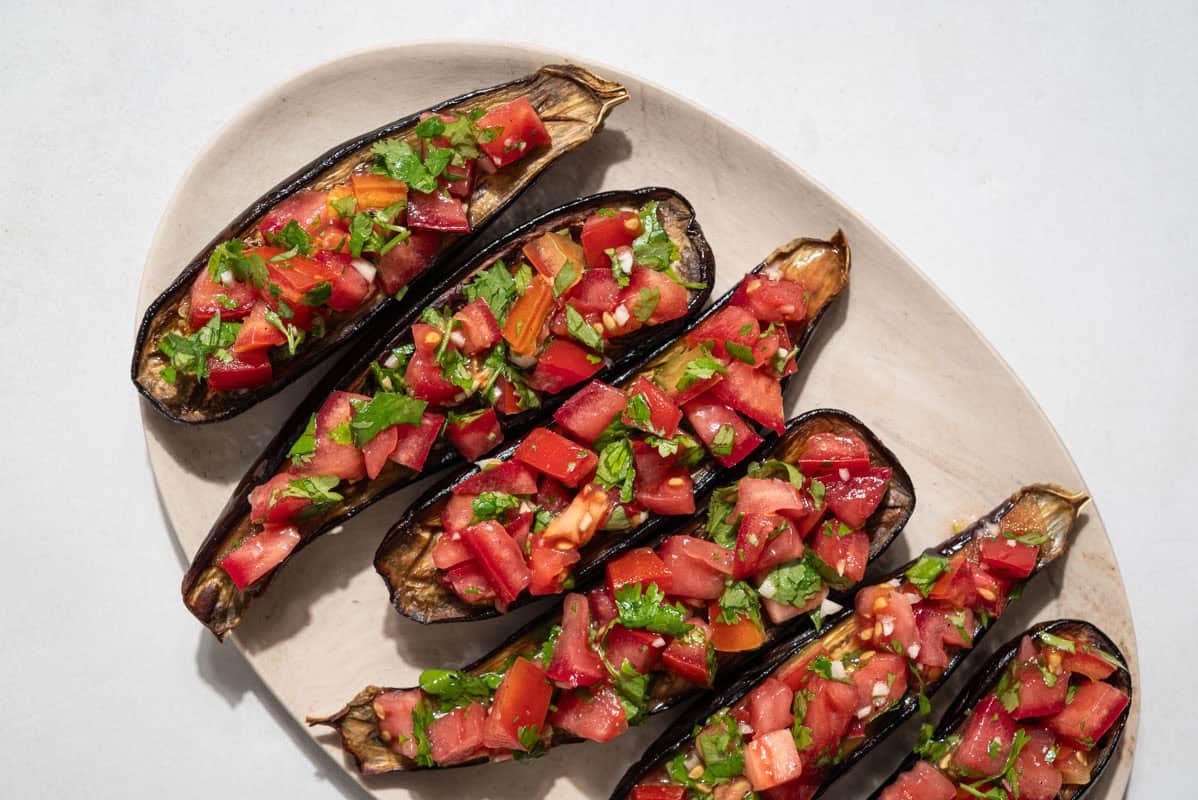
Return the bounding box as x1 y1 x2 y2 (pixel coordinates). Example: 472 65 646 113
310 410 914 774
134 64 628 423
872 619 1130 800
615 484 1089 800
376 233 853 623
183 189 715 639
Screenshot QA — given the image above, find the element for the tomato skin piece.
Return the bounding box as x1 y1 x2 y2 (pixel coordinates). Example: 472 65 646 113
349 173 407 211
453 460 538 496
553 380 628 444
547 593 606 688
606 547 673 594
979 538 1038 579
219 524 301 589
683 399 763 467
1011 727 1064 800
952 696 1017 775
428 701 487 765
850 651 907 721
735 478 806 518
539 482 612 550
550 684 628 743
482 657 553 751
248 473 309 523
709 360 785 433
745 729 803 791
477 97 552 168
623 376 682 437
632 443 695 516
388 412 444 472
259 189 328 238
445 409 503 461
502 273 555 355
581 210 639 268
188 270 255 329
878 761 957 800
747 677 795 735
927 553 977 608
430 531 472 570
451 298 501 355
372 689 421 759
375 229 442 295
442 561 496 605
821 467 892 528
231 302 286 354
603 625 666 674
796 432 871 476
796 676 858 763
320 251 372 312
513 427 598 488
440 493 475 536
206 349 273 392
853 584 919 655
1044 679 1129 748
529 338 604 394
461 521 530 609
631 785 686 800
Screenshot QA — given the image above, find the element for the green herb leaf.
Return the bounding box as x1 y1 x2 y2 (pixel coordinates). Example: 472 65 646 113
330 194 357 219
631 287 660 322
553 260 579 298
372 138 438 193
1036 631 1077 654
716 580 762 626
463 259 518 322
706 484 741 549
267 219 314 256
725 341 756 364
760 556 824 608
288 414 318 466
263 307 304 356
303 281 332 307
158 312 241 380
347 393 428 447
417 669 503 712
614 582 693 637
565 306 604 351
280 475 343 509
696 710 745 779
595 437 636 504
711 424 736 456
631 201 680 271
207 239 268 288
906 554 951 597
675 351 728 391
471 492 522 523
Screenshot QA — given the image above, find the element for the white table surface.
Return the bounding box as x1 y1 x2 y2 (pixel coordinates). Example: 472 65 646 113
2 2 1191 797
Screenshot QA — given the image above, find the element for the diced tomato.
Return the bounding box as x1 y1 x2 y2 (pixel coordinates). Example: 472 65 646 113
655 344 724 405
738 276 808 323
711 602 767 653
783 492 824 541
566 268 621 314
553 381 627 444
927 553 977 608
684 399 763 467
454 460 538 496
878 761 957 800
797 676 858 762
685 305 761 361
735 478 806 518
188 270 255 329
527 541 580 596
403 350 460 405
452 298 501 355
428 701 487 765
491 376 526 415
661 620 715 686
430 531 472 570
507 512 533 552
482 658 553 751
529 338 604 394
744 729 802 791
754 521 806 575
581 210 639 268
388 412 444 472
854 584 919 655
618 265 690 325
502 273 554 355
443 561 496 605
811 528 870 586
206 348 273 392
513 428 598 487
850 651 907 721
658 537 726 600
607 547 673 594
952 696 1017 775
373 689 421 760
298 390 367 482
361 424 399 480
219 525 301 589
547 593 606 688
536 475 572 513
350 173 407 211
821 467 891 528
604 625 667 674
747 678 795 735
319 251 372 312
707 364 782 435
1013 661 1070 719
796 432 871 477
462 521 530 609
248 473 309 523
1058 643 1120 681
1011 727 1064 800
632 443 695 516
971 565 1009 617
631 785 686 800
913 605 953 668
589 586 619 626
440 493 475 536
477 97 551 168
980 538 1039 579
550 684 629 743
375 229 442 295
259 189 328 237
1044 680 1128 748
418 112 476 198
524 231 586 284
669 535 734 575
445 409 503 461
407 188 469 232
623 376 682 437
761 585 827 625
733 513 776 579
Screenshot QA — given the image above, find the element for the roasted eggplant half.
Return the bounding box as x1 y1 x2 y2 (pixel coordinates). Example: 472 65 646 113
135 64 628 424
376 232 853 623
309 408 914 775
869 619 1131 800
182 188 715 640
613 484 1089 800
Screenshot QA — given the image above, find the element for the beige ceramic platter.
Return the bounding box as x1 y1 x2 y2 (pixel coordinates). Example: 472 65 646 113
138 42 1137 800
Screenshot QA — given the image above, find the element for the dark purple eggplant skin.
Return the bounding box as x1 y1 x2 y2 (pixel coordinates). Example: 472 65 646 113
133 64 628 424
181 188 715 640
866 619 1132 800
609 484 1090 800
375 232 855 623
310 408 914 775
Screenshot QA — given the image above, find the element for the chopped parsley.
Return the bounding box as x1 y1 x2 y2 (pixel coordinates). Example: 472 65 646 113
614 582 692 637
595 437 636 503
716 580 762 626
463 260 518 322
263 307 304 355
675 351 728 391
725 341 756 364
471 492 521 523
565 305 604 351
280 475 343 511
711 424 736 457
158 313 241 380
906 554 951 597
348 392 428 446
631 287 660 322
553 259 579 297
207 239 267 288
417 669 503 712
631 201 679 271
695 710 745 780
287 414 318 466
266 219 314 256
760 556 824 608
